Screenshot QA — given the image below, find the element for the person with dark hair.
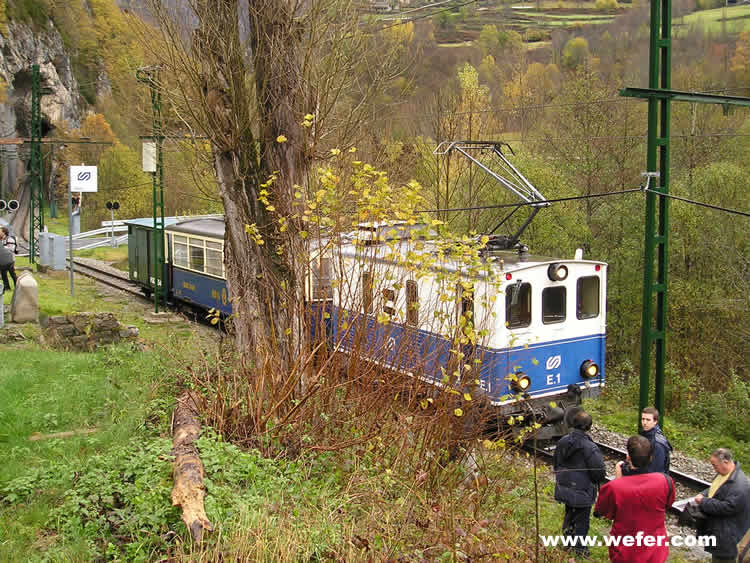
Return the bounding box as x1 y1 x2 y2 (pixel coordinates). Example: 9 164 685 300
694 448 750 562
595 435 675 562
553 410 607 557
620 406 672 476
0 226 17 293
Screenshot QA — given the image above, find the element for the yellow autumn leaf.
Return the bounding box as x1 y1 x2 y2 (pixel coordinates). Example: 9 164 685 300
463 393 472 401
276 135 288 143
454 408 463 417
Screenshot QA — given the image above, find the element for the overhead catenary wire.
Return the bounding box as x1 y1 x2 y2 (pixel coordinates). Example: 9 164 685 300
418 186 749 219
417 188 643 214
643 188 750 218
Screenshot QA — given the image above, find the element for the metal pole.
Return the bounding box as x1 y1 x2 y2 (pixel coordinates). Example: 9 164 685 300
137 67 165 314
30 65 43 264
111 207 115 247
68 185 74 296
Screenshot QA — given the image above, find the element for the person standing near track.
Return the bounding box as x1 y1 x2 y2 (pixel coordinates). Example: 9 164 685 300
618 406 672 477
553 410 607 557
0 226 17 293
595 435 675 563
694 448 750 563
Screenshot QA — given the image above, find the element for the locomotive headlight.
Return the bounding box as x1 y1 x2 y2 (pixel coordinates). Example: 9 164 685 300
547 263 568 282
511 373 531 393
580 360 599 379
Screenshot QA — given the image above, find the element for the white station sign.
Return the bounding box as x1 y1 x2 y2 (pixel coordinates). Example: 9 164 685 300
69 166 98 192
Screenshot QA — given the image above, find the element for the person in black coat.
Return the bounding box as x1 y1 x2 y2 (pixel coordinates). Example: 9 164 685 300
553 410 607 556
621 406 672 476
695 448 750 562
0 226 17 293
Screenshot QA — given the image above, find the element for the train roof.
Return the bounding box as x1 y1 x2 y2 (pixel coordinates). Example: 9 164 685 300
165 216 225 239
337 238 606 276
124 217 186 229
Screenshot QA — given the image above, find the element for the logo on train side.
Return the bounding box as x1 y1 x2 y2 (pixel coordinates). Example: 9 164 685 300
545 355 561 370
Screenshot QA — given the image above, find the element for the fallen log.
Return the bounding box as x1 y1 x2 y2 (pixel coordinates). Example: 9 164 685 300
171 390 213 542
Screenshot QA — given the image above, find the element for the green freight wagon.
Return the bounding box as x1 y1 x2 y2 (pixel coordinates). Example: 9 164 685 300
124 217 182 297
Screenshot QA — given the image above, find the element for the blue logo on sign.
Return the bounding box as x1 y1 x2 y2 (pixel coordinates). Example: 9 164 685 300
77 171 91 181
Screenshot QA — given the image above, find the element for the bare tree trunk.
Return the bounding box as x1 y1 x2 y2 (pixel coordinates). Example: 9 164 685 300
194 0 309 377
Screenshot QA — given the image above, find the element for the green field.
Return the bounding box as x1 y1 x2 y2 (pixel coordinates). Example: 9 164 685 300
680 4 750 34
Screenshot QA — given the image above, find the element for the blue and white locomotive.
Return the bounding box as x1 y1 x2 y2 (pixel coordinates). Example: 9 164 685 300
323 224 606 439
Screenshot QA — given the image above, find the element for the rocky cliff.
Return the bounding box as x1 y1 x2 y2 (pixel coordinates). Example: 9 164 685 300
0 21 84 237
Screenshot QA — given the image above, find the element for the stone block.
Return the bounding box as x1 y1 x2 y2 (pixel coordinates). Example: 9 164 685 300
10 272 39 324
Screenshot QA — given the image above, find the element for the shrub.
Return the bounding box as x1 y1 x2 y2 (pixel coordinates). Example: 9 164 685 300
5 0 51 27
595 0 619 10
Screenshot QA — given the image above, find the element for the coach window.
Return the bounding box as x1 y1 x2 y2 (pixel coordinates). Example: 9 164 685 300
362 271 373 314
577 276 600 319
312 257 331 300
382 288 396 316
406 280 418 326
506 282 531 329
173 235 188 268
542 286 566 324
205 240 223 277
189 238 205 272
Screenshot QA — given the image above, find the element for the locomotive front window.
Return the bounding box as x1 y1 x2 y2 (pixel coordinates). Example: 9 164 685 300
173 235 188 268
506 282 531 329
205 240 223 277
577 276 600 319
542 286 566 324
189 238 205 272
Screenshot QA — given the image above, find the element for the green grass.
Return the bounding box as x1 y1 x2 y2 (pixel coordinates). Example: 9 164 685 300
76 245 129 270
680 4 750 34
44 212 71 236
0 344 175 559
0 268 214 559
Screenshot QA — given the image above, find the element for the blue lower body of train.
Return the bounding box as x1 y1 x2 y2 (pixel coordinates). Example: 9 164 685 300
324 304 604 437
170 267 232 315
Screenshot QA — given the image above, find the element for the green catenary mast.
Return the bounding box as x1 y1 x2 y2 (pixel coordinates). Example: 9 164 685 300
136 66 166 314
620 0 750 428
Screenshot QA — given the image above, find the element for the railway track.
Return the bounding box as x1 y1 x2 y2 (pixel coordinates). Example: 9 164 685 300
525 439 709 516
593 441 711 493
68 258 144 298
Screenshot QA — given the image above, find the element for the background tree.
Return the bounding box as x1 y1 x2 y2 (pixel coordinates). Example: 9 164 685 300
147 0 408 425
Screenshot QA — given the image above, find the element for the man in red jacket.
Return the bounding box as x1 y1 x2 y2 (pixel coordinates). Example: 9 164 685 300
595 435 675 563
